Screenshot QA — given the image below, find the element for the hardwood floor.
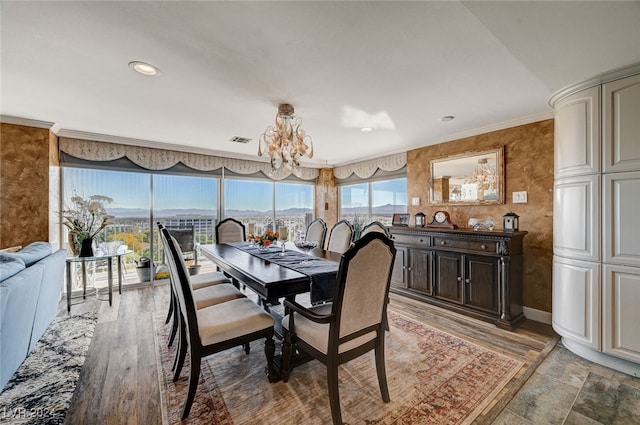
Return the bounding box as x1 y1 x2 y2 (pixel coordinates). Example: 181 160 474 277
61 283 560 424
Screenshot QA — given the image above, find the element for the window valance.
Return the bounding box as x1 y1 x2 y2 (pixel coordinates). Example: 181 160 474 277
59 137 319 181
333 152 407 181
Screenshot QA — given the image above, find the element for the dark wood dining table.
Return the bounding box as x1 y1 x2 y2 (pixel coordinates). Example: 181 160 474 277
199 242 341 333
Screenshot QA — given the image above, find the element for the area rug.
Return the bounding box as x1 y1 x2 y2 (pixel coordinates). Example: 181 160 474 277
0 312 98 425
155 310 524 425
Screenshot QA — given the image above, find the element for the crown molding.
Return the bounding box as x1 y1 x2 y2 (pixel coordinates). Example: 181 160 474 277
549 62 640 107
0 115 57 130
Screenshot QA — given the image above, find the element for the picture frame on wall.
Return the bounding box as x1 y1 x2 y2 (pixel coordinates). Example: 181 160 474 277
392 213 410 226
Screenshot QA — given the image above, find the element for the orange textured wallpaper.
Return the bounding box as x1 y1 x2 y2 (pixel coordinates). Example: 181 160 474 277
407 120 554 312
0 123 53 247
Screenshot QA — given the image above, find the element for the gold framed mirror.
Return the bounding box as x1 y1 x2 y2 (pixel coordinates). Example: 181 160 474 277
429 146 504 205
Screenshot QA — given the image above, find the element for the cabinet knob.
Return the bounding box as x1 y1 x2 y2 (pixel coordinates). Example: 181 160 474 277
465 278 471 284
419 238 424 242
481 244 486 250
457 277 462 282
407 267 412 271
441 241 446 245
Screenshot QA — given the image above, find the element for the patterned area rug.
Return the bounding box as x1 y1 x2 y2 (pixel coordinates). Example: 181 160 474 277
0 312 97 425
156 310 524 425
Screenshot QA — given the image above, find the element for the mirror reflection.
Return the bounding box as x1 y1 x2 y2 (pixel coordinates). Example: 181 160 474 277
429 147 504 205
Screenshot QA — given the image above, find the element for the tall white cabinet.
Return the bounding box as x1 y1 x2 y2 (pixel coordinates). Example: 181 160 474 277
550 64 640 376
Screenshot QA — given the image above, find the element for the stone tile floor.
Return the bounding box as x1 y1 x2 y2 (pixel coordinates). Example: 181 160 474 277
494 342 640 425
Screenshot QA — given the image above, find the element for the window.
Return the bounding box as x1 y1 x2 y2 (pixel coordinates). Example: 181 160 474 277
63 168 151 287
275 182 314 241
339 177 407 226
223 178 314 241
62 168 314 286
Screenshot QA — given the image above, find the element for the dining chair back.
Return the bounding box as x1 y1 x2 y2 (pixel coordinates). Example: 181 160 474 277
360 221 390 238
281 232 396 424
160 227 276 419
215 217 246 244
326 219 354 254
305 218 327 248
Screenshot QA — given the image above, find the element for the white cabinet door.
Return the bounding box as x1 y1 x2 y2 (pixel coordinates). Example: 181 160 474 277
554 86 601 178
553 175 600 262
603 264 640 363
603 74 640 173
603 171 640 267
552 256 601 349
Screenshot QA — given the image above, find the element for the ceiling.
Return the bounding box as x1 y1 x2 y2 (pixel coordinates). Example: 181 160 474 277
2 1 640 168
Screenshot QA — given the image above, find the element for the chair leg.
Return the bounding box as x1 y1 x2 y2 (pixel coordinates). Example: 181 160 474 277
383 306 390 332
181 351 201 420
168 296 179 347
375 335 390 403
165 289 174 324
243 342 250 354
168 313 178 347
173 320 188 381
327 363 343 425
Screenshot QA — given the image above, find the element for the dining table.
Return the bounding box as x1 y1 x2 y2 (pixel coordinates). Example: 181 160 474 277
199 241 342 335
200 241 342 379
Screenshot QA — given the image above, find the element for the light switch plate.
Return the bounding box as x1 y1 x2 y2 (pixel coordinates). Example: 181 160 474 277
411 197 420 206
513 191 528 203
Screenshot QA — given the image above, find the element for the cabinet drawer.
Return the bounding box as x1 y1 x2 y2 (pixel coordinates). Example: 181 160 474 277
433 237 496 253
391 233 431 246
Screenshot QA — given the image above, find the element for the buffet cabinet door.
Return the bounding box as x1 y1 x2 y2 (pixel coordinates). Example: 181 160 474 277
390 246 408 289
464 254 500 315
434 251 463 304
408 249 432 295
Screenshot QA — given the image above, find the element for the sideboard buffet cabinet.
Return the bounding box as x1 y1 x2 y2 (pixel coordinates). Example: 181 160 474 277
388 227 527 330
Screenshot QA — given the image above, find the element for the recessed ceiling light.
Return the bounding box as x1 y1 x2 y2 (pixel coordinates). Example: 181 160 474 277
128 61 160 76
440 116 455 122
360 127 374 133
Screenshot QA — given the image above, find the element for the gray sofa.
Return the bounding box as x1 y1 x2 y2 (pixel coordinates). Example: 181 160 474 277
0 242 66 391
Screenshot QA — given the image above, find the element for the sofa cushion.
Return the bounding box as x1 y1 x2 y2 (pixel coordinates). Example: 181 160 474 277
1 242 53 267
0 255 26 281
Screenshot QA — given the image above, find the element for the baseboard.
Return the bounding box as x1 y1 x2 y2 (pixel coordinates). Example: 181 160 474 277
523 306 552 325
562 338 640 378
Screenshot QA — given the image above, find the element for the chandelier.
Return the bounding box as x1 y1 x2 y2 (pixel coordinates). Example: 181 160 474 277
471 158 496 188
258 103 313 176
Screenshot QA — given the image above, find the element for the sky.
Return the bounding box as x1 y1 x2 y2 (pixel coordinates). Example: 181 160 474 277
63 168 406 212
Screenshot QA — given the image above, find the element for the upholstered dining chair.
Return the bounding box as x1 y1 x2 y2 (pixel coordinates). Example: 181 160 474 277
159 224 236 347
305 218 327 248
281 232 396 425
160 227 276 420
326 219 354 254
361 221 390 238
215 217 246 244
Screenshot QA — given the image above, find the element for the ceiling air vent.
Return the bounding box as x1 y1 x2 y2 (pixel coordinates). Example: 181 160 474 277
229 136 252 144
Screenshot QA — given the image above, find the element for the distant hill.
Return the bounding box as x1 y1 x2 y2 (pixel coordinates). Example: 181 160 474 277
107 204 404 219
108 207 313 218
